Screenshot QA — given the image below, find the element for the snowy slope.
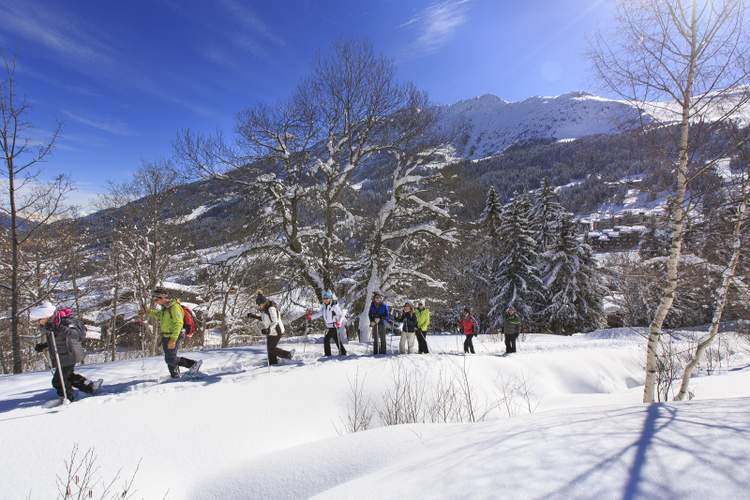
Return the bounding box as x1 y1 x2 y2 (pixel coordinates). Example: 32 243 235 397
440 92 642 159
199 397 750 500
1 331 748 499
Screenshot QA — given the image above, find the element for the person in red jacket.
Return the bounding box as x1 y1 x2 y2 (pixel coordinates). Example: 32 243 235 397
457 307 479 354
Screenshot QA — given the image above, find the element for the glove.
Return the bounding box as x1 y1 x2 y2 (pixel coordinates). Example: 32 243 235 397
335 321 341 329
167 338 177 350
34 342 48 353
261 328 270 336
374 318 380 324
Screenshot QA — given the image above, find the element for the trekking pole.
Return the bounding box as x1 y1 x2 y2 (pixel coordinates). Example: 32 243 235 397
48 330 69 404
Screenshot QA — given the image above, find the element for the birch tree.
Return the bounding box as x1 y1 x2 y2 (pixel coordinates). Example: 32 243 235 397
676 126 750 400
592 0 750 402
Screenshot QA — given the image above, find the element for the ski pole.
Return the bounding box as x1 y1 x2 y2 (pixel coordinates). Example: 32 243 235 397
48 330 69 403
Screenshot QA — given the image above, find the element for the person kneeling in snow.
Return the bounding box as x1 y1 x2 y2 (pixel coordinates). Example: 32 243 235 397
395 302 418 354
32 302 102 402
320 290 347 357
142 287 201 379
248 290 295 365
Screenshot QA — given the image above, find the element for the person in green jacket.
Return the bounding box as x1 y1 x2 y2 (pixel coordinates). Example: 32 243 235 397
142 287 201 378
414 302 431 354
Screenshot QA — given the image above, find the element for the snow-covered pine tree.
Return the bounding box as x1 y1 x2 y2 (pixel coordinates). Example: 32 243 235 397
541 214 605 334
489 194 545 327
529 178 564 253
479 185 503 244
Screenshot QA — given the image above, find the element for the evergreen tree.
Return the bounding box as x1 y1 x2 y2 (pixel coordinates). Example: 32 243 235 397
529 178 565 253
479 185 503 244
541 214 605 334
489 195 545 327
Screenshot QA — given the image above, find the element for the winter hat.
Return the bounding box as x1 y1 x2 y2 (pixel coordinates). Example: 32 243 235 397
29 301 56 321
255 289 268 306
373 291 383 299
322 290 334 300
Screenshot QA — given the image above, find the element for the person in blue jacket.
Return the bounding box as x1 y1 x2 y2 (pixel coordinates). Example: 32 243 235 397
368 291 390 355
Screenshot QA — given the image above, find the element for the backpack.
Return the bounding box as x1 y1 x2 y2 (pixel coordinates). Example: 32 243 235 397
181 305 198 338
168 301 198 338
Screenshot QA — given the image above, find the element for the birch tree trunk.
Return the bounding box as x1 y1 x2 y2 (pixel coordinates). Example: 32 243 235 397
675 138 749 400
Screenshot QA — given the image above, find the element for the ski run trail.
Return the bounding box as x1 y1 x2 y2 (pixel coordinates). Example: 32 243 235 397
1 329 749 499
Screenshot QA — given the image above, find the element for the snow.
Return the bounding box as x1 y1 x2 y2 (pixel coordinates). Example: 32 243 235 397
1 331 748 499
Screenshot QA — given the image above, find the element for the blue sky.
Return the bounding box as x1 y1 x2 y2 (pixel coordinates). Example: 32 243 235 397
0 0 613 205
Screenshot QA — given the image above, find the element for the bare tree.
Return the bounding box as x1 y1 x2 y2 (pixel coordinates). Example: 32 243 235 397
0 59 71 373
102 161 182 355
175 40 429 302
343 106 456 341
592 0 750 402
201 256 254 347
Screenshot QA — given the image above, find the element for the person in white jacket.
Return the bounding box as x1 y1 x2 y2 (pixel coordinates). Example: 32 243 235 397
320 290 347 356
248 290 294 365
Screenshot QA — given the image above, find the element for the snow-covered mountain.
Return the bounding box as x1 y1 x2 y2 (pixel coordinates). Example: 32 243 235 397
439 88 750 159
439 92 644 159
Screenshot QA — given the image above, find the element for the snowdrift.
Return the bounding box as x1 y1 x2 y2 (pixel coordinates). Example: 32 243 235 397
195 397 750 500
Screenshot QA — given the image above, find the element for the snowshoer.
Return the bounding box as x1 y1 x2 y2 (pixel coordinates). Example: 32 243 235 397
368 292 390 355
32 302 102 402
143 287 201 379
248 290 294 365
320 290 347 357
502 306 522 354
457 307 479 354
414 302 431 354
395 302 418 354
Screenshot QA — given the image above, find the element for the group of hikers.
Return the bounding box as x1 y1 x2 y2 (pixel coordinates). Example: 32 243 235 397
28 287 524 405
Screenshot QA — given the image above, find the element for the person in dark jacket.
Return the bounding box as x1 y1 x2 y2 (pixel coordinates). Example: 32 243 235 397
368 292 390 355
457 307 479 354
395 302 418 354
247 290 295 365
32 302 101 402
502 306 522 354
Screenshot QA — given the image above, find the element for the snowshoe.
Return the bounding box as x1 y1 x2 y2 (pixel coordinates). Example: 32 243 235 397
90 379 103 394
186 359 203 377
287 349 296 360
43 397 70 409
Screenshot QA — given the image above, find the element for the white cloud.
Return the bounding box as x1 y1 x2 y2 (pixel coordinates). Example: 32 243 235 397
401 0 471 55
219 0 285 48
61 110 130 136
0 0 115 67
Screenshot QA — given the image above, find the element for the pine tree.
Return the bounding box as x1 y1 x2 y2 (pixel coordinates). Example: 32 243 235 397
541 214 605 334
529 178 565 253
479 185 503 244
489 195 545 327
